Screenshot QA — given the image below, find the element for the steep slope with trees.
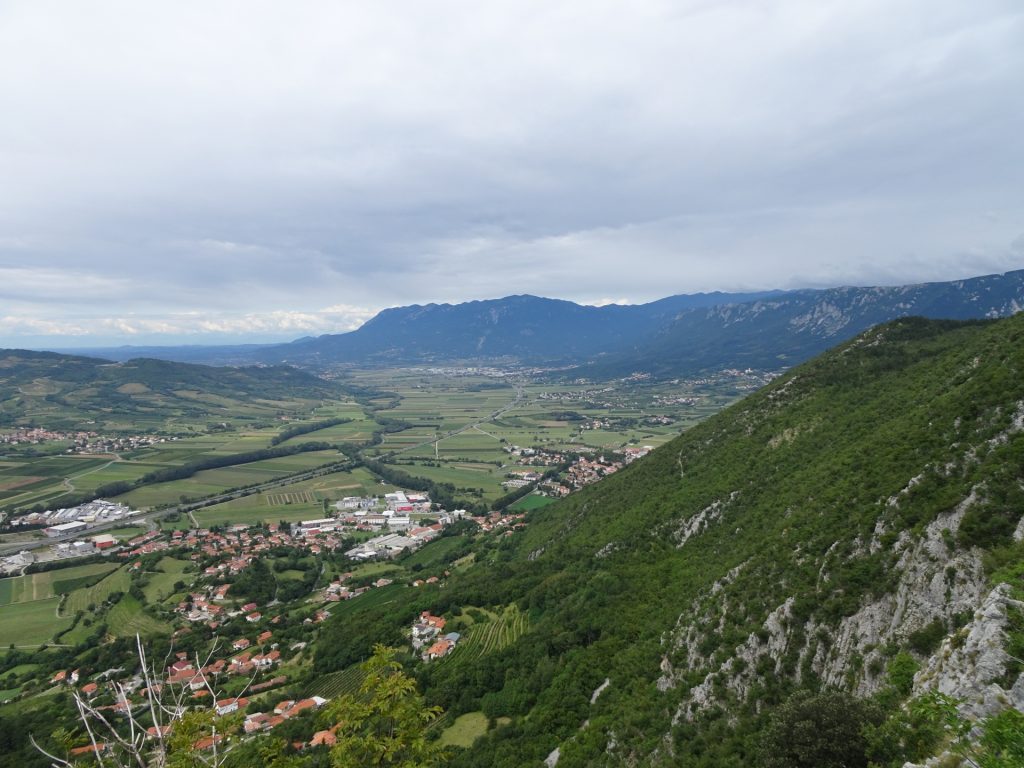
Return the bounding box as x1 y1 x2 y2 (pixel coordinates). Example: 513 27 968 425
359 313 1024 766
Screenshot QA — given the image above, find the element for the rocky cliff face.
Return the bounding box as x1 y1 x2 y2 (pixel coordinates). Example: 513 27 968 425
655 475 1021 732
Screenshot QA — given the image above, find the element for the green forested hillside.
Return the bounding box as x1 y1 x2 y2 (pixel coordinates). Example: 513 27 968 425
0 350 339 430
314 315 1024 766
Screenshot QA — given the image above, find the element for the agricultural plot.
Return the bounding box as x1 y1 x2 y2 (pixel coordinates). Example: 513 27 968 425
107 594 170 637
50 564 119 596
193 502 322 529
0 563 117 606
103 526 148 540
401 535 470 569
325 583 407 623
1 430 301 513
306 665 366 699
115 449 342 508
446 605 529 663
266 490 317 506
141 558 192 603
0 598 71 646
191 466 391 528
392 461 506 500
0 456 114 507
64 567 131 615
508 494 556 512
439 711 489 748
274 406 376 446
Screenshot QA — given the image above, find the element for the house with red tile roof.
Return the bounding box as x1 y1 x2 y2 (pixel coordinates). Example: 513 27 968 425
423 638 454 660
70 743 108 757
215 696 249 716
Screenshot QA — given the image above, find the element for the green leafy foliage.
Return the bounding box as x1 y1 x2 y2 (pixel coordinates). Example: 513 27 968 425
322 645 448 768
758 689 884 768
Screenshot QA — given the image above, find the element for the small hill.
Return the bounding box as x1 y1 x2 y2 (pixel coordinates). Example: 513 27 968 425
0 350 339 430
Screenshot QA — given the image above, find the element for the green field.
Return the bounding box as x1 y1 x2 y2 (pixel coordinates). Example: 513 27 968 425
0 598 71 646
439 711 489 748
0 563 117 606
389 461 506 500
194 503 322 529
141 557 192 603
446 605 528 663
107 594 170 637
306 665 367 699
402 535 470 570
104 526 148 540
508 494 556 511
115 449 343 508
64 567 132 615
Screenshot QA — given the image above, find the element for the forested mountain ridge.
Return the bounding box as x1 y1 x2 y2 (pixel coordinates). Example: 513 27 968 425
252 291 780 367
258 269 1024 373
586 267 1024 376
355 314 1024 767
55 270 1024 378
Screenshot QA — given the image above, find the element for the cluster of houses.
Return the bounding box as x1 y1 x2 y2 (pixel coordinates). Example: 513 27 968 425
476 510 526 534
49 649 335 753
164 640 282 694
0 427 167 454
411 611 461 661
242 696 328 734
0 427 97 445
622 445 653 463
564 456 622 488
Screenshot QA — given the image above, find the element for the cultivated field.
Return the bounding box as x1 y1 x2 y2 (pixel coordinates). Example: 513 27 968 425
107 594 170 637
0 563 117 605
186 466 394 529
0 598 71 646
64 566 132 615
447 605 529 663
141 557 192 603
306 666 367 699
115 449 343 508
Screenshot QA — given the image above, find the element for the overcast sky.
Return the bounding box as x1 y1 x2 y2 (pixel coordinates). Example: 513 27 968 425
1 1 1023 347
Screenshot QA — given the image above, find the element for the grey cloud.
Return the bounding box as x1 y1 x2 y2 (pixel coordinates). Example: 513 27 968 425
0 0 1022 344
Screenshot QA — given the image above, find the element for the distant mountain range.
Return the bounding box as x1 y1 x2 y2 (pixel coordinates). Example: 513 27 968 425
52 269 1024 377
